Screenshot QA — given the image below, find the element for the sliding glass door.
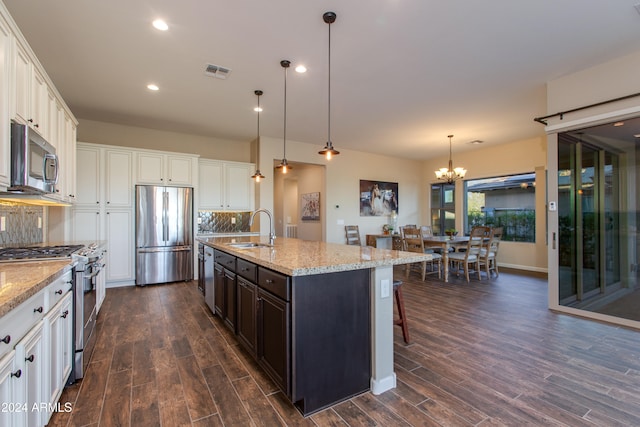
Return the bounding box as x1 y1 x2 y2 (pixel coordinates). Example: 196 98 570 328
558 134 622 306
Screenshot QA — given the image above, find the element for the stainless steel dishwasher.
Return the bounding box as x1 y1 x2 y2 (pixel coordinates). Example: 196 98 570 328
204 245 215 312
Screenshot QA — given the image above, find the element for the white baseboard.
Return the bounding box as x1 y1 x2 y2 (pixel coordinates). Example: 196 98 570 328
498 262 548 274
370 373 397 395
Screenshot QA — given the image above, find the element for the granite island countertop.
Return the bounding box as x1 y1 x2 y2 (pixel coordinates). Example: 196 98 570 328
0 260 74 318
197 236 431 276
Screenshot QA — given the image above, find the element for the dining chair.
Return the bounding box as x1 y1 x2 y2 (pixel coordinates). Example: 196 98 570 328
344 225 362 246
448 235 483 282
480 227 502 278
403 226 442 280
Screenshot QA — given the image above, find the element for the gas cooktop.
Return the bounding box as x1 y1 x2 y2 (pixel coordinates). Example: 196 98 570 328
0 244 84 262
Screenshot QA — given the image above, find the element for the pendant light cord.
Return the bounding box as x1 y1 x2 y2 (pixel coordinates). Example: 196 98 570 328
327 19 331 146
284 64 287 159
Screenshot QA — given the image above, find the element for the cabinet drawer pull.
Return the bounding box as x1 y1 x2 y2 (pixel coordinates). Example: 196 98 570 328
265 279 274 284
1 335 10 344
55 290 63 295
61 310 69 319
33 306 43 313
11 369 22 378
25 355 35 363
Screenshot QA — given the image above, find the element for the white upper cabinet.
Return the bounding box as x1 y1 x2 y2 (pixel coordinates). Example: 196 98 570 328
75 145 101 206
198 159 254 211
105 149 133 207
198 160 224 209
0 15 10 187
11 37 31 126
136 151 196 186
1 3 78 198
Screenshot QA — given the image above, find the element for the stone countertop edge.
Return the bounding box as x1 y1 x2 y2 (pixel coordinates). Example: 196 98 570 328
0 260 74 318
197 236 431 277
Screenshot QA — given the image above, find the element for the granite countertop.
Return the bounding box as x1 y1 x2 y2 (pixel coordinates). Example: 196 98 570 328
197 232 260 237
197 236 431 276
0 260 74 318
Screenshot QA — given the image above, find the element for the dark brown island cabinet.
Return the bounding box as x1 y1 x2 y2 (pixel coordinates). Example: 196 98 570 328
211 247 371 416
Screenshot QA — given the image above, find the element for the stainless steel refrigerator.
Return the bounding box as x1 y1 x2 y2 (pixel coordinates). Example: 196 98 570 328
135 185 193 285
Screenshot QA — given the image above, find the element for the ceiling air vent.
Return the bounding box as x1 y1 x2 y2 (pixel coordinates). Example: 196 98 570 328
204 63 231 79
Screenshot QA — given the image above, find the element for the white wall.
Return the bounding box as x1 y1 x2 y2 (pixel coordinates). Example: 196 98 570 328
421 136 548 272
77 119 250 162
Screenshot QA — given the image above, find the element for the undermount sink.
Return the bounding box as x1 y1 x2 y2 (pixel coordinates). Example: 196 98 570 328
227 242 273 249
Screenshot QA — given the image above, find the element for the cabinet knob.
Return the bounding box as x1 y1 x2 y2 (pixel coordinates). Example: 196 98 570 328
11 369 22 378
96 201 99 204
265 279 274 284
34 123 39 128
33 306 43 313
61 310 69 319
55 289 63 295
1 335 10 344
25 355 35 363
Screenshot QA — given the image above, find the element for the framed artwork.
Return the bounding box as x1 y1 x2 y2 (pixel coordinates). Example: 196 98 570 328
360 180 398 216
301 192 320 221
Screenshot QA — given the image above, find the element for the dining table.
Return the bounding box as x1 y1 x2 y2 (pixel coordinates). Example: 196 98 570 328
422 235 470 282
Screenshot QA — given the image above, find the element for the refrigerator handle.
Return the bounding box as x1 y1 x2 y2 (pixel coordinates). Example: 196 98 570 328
163 190 169 242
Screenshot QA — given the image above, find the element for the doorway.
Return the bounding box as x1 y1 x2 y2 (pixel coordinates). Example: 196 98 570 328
556 120 640 322
273 161 325 241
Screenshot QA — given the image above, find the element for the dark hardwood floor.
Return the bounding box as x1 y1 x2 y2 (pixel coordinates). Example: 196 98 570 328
47 267 640 426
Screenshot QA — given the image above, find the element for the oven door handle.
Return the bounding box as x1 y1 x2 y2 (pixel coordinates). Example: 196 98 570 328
85 266 104 281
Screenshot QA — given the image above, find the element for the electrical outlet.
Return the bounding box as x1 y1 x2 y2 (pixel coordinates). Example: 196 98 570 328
231 217 236 224
381 279 390 298
37 217 42 229
0 216 5 232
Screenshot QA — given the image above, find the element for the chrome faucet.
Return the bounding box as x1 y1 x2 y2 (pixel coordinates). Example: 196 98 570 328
249 208 276 245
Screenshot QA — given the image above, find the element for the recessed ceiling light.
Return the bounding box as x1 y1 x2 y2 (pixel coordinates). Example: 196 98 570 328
147 84 159 91
295 65 307 73
254 107 263 112
152 19 169 31
613 121 625 127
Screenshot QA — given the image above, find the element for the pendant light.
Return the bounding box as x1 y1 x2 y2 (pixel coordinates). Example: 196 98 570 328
318 11 340 160
251 90 265 182
277 60 292 173
435 135 467 184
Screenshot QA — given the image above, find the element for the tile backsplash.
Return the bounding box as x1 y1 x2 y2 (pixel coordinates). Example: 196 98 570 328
197 211 251 234
0 202 44 245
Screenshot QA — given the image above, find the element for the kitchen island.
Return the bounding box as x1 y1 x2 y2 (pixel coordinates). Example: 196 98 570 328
198 235 431 415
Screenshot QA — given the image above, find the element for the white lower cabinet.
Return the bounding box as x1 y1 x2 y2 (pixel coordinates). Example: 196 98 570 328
45 292 72 419
105 209 133 283
18 322 45 427
0 270 73 427
0 350 21 426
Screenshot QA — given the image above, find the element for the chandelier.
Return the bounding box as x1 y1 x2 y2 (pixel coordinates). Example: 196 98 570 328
435 135 466 184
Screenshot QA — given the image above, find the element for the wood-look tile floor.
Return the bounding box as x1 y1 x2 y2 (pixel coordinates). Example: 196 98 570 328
47 267 640 427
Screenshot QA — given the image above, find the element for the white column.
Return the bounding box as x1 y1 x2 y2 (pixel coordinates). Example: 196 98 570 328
370 265 396 394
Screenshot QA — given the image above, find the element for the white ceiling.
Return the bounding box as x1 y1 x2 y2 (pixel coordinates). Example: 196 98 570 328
4 0 640 160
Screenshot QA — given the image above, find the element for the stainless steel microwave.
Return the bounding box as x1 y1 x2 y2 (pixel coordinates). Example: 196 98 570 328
9 122 59 194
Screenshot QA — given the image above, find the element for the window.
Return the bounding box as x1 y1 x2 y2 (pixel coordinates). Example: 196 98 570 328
431 184 455 236
464 173 536 242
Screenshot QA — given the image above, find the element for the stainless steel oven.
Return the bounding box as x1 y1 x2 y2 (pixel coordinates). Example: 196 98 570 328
69 244 105 382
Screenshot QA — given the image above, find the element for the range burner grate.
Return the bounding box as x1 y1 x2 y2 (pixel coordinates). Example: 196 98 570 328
0 244 84 261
